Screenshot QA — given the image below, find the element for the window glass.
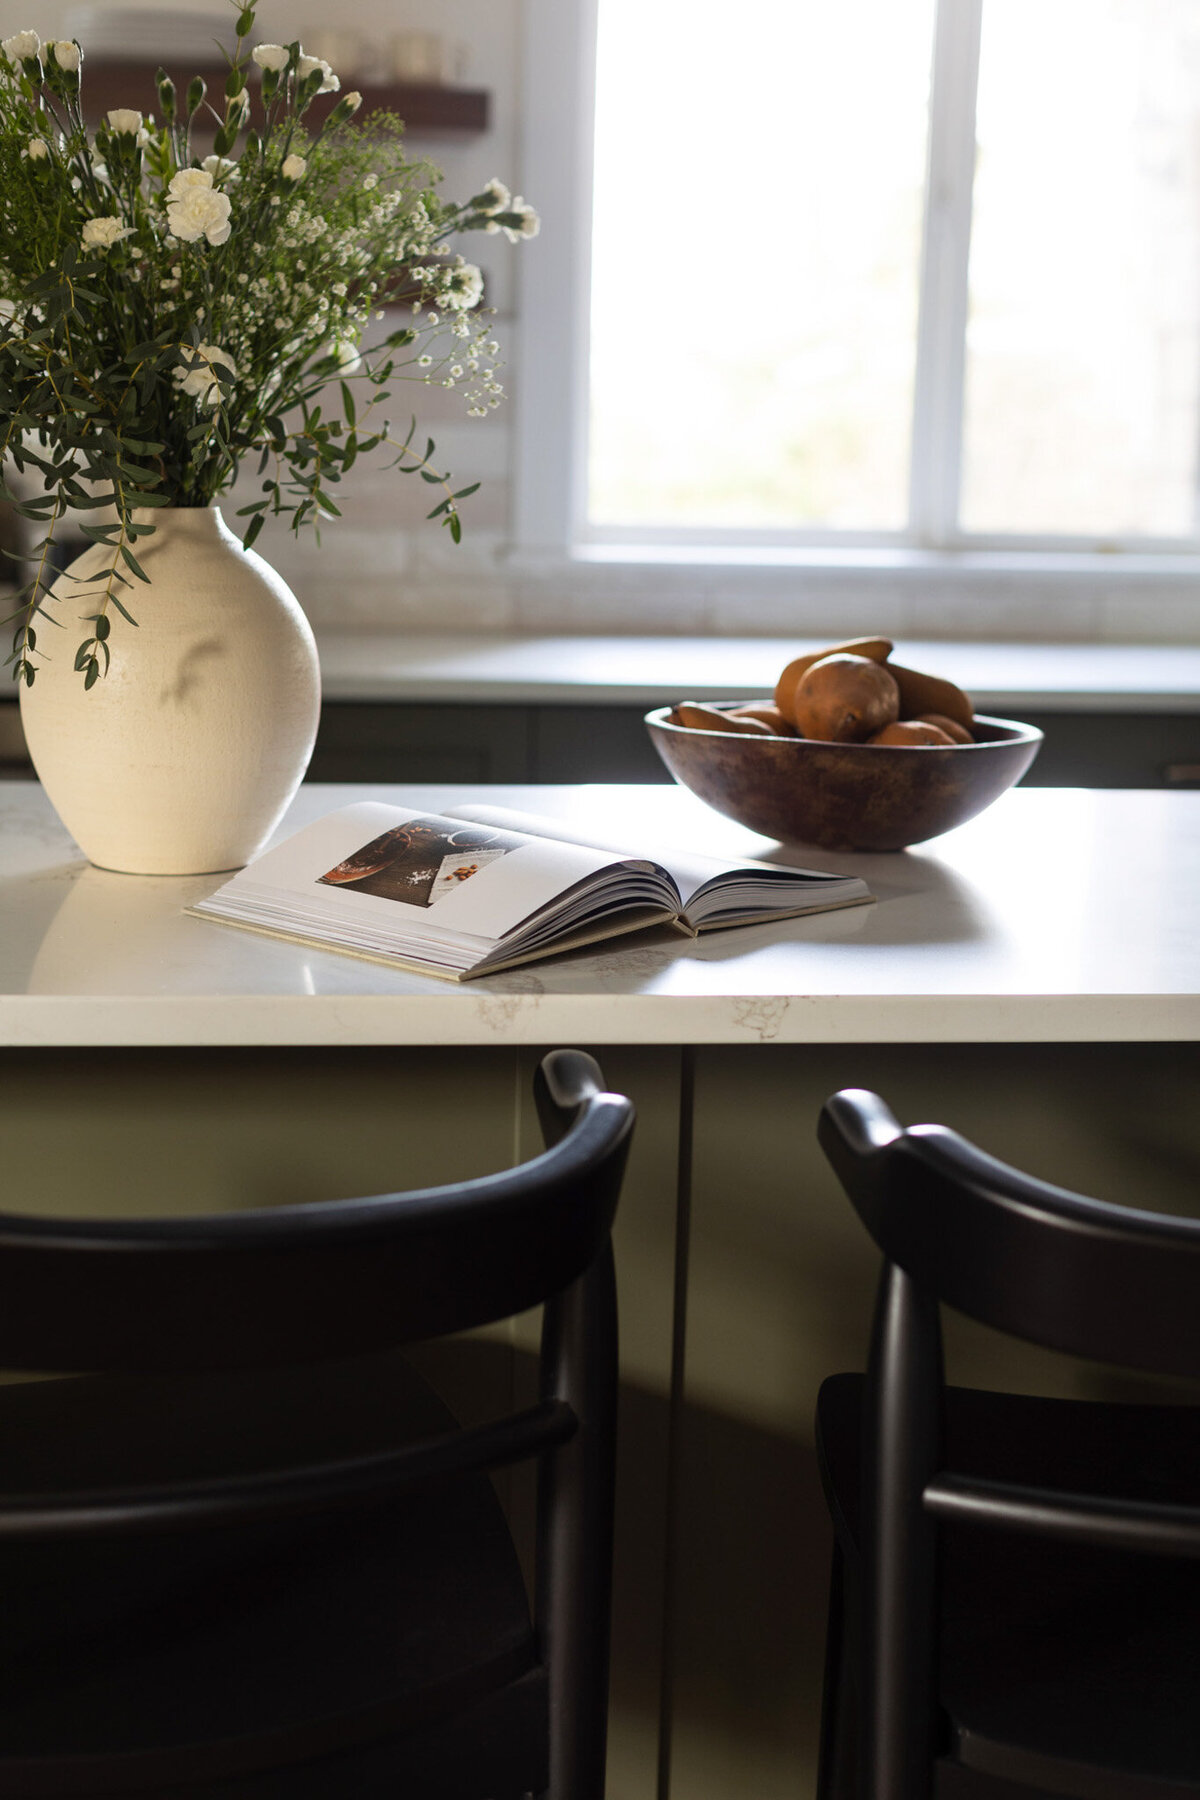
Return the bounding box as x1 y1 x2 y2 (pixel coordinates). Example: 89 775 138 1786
587 0 936 533
962 0 1200 537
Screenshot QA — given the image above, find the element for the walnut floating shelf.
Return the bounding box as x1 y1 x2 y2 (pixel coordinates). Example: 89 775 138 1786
79 60 490 134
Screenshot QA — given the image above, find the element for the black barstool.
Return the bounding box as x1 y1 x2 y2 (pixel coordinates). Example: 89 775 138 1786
0 1048 632 1800
815 1087 1200 1800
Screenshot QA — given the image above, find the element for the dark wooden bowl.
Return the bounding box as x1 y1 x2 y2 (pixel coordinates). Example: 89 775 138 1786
644 705 1043 851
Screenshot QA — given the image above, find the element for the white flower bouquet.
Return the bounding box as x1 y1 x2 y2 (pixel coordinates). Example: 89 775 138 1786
0 4 538 687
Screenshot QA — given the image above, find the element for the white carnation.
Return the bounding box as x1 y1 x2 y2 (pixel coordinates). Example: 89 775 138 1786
170 168 212 193
444 258 484 310
201 154 240 183
165 169 232 246
82 215 134 250
501 197 540 243
2 30 40 62
50 39 80 71
479 178 511 214
281 153 307 181
106 108 143 135
251 43 289 72
297 53 338 93
174 342 237 407
24 136 49 161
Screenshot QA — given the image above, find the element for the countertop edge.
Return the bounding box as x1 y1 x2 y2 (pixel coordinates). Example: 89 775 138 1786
4 993 1198 1049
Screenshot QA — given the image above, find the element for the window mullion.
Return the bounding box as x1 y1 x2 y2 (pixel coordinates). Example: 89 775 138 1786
512 0 598 555
908 0 984 548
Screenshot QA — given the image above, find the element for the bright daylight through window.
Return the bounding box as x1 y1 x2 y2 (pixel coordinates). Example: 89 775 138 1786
586 0 1200 550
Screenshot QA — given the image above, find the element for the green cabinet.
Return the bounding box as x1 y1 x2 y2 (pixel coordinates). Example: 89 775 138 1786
309 700 1200 787
6 693 1200 787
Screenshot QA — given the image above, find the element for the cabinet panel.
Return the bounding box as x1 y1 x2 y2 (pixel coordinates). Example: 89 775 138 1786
310 703 534 783
672 1042 1200 1800
313 700 1200 788
533 705 668 783
0 1047 519 1220
9 694 1198 788
1014 711 1200 787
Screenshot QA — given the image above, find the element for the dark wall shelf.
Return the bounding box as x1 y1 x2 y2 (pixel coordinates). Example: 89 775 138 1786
78 61 490 134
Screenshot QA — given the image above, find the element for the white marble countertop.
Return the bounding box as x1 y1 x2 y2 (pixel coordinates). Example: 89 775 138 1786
3 780 1199 1047
314 634 1200 712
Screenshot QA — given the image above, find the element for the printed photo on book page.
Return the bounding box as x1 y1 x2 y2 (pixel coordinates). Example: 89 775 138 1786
318 817 523 908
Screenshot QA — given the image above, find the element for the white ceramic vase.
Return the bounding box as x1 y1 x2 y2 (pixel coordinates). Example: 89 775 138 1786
19 505 320 875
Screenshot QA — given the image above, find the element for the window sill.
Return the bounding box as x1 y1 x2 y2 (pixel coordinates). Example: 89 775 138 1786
313 633 1200 713
499 544 1200 641
571 543 1200 576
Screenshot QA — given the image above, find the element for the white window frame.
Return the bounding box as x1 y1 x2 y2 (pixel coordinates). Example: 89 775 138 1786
511 0 1200 634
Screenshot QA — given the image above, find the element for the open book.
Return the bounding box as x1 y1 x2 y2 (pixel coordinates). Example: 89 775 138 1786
188 800 873 981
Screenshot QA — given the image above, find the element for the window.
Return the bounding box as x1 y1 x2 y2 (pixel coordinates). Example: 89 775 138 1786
515 0 1200 597
589 0 934 540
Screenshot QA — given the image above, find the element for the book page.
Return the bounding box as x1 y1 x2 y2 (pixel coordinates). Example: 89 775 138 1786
198 802 674 947
447 802 851 909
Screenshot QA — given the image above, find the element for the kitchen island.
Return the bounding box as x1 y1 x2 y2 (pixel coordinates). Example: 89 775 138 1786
4 778 1199 1800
